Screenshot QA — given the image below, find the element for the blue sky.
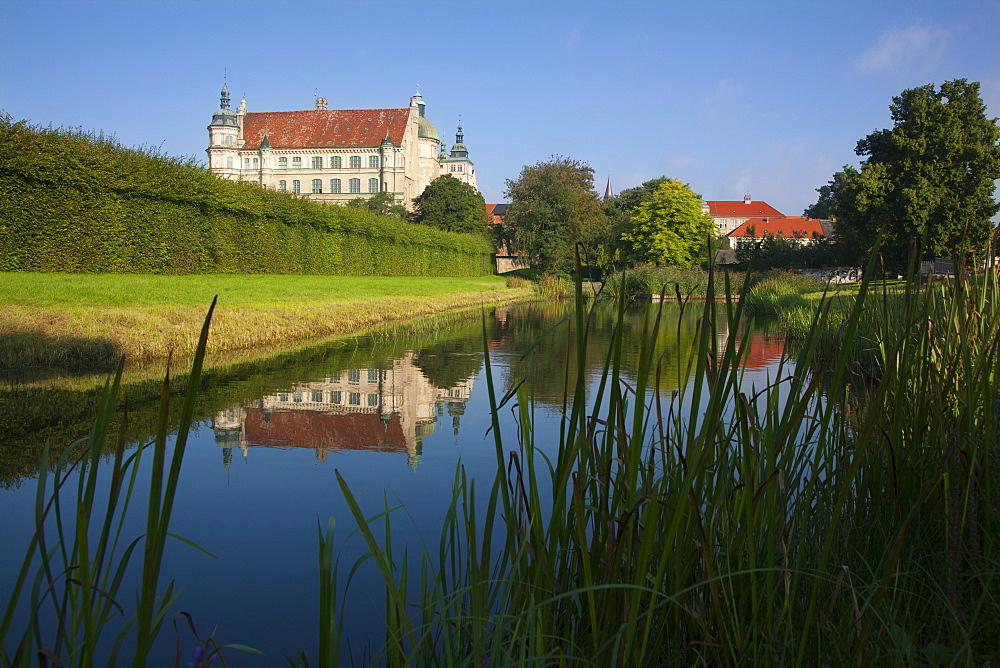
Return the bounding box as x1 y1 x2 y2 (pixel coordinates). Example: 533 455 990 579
2 0 998 216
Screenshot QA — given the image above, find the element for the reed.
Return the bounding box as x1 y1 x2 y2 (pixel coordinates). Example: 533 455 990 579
329 254 999 664
0 299 261 666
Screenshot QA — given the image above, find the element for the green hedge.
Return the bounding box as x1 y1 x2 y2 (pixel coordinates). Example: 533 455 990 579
0 116 495 275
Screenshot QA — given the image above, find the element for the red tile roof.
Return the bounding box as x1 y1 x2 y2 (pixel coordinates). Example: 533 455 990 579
242 108 410 150
705 201 785 218
728 217 826 240
242 407 409 454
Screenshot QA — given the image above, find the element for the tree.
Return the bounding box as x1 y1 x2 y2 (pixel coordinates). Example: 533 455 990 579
617 179 716 267
504 156 607 274
828 79 1000 270
346 191 408 219
803 166 858 219
410 174 488 234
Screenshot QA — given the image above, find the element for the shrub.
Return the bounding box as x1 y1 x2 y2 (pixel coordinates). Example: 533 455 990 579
0 116 495 276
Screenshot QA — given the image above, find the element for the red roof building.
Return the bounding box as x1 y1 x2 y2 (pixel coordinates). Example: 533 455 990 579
703 195 785 234
728 216 826 243
206 84 476 208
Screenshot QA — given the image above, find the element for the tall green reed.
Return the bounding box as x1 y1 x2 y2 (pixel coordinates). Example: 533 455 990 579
329 249 999 664
1 297 260 666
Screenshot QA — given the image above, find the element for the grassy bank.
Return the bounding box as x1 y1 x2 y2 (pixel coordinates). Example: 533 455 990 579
0 272 533 371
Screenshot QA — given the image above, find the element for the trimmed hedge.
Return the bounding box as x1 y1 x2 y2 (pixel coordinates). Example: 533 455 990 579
0 116 495 275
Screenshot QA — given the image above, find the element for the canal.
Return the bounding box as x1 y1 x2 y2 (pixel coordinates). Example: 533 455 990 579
0 300 786 663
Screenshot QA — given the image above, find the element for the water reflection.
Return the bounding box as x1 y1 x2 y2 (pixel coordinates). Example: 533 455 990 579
212 351 474 469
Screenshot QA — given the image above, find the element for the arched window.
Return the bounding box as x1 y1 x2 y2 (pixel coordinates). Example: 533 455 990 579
368 155 379 169
311 156 322 169
278 180 287 192
349 155 361 169
244 158 250 168
226 157 233 168
292 180 301 194
368 178 379 193
348 178 361 193
278 157 288 168
312 179 322 193
331 156 342 168
253 157 259 168
330 179 341 193
292 157 302 168
225 135 234 147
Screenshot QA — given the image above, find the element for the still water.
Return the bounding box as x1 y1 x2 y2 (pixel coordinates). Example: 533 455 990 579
0 301 786 663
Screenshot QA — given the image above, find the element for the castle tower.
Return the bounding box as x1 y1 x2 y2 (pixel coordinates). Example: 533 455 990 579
439 124 477 190
206 83 241 180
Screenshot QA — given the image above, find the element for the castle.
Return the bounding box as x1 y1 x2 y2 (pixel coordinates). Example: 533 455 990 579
206 84 476 207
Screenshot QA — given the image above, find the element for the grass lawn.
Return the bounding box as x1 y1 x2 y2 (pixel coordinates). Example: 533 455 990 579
1 273 532 371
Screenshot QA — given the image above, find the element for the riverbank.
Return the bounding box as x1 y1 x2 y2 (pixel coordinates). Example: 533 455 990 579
0 273 534 372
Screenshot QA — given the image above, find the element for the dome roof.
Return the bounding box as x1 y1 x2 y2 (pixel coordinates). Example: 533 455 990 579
211 107 239 127
418 116 439 141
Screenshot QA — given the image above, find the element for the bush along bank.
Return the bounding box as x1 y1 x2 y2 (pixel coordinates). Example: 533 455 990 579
0 116 495 276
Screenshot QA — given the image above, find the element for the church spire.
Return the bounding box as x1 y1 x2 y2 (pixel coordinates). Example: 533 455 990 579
603 176 614 201
220 83 231 109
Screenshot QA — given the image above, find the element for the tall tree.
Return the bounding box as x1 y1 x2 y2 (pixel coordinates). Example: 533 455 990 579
618 179 716 267
832 79 1000 270
411 174 488 234
504 156 606 273
803 166 858 219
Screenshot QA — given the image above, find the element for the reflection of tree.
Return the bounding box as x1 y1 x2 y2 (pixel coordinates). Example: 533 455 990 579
494 302 705 407
412 322 485 389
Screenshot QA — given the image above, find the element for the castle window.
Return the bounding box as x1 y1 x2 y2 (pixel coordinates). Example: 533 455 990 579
330 179 341 193
311 156 322 169
253 158 259 168
292 180 301 194
312 391 323 403
368 155 379 169
349 155 361 169
348 393 361 406
348 369 360 383
278 180 287 192
244 158 250 168
292 157 302 168
349 178 361 193
367 368 379 382
330 391 342 404
225 135 234 147
331 156 341 169
226 157 233 168
278 157 288 168
368 178 379 193
293 391 302 403
367 394 378 407
312 179 322 193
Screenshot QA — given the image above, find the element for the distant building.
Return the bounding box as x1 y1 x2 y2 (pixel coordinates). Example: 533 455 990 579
703 195 785 235
727 216 827 243
206 84 476 208
486 203 526 273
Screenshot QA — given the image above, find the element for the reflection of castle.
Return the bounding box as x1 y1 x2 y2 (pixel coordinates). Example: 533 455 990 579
212 351 473 469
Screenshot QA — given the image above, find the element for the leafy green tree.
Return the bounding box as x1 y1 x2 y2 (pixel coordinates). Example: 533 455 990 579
803 166 858 219
346 191 408 219
504 156 607 274
618 179 716 267
411 174 488 234
829 79 1000 270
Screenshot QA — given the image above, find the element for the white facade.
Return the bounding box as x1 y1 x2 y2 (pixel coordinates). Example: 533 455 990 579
207 85 476 209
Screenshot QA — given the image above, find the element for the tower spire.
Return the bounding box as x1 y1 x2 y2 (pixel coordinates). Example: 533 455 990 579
603 176 614 201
